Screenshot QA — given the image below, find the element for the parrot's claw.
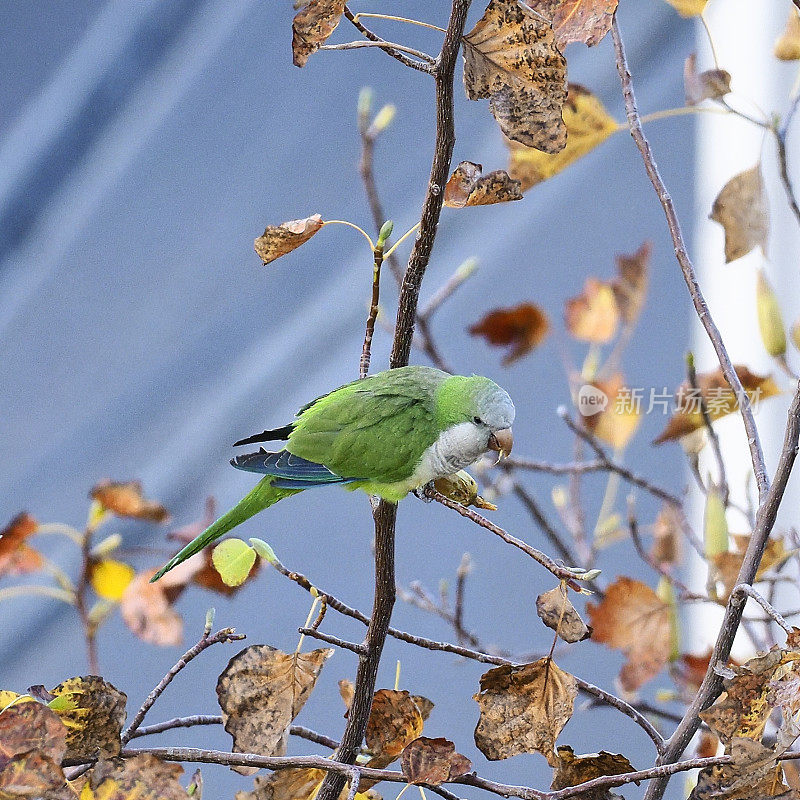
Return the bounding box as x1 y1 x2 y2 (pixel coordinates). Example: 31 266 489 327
413 482 435 503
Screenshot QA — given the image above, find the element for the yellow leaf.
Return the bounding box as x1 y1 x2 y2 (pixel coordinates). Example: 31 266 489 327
565 278 619 343
756 268 787 357
507 84 619 190
662 0 708 17
703 487 729 559
212 539 257 588
775 8 800 60
90 559 135 602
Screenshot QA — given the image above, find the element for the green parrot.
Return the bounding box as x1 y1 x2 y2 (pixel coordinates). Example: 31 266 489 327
152 365 514 581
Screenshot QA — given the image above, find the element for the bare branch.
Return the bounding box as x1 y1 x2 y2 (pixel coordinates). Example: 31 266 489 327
120 626 244 746
298 627 367 655
610 14 768 502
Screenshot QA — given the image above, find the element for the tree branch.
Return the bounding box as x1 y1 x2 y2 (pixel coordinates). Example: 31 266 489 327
610 13 769 502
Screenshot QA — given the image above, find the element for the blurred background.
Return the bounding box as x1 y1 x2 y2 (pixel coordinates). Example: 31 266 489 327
1 1 798 797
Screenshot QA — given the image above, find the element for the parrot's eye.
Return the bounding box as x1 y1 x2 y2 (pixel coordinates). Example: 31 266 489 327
473 416 483 425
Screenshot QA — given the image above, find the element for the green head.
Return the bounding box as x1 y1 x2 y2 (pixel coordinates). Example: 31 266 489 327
437 374 515 455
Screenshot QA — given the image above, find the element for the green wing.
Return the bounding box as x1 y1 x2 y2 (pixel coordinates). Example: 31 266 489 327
286 366 446 484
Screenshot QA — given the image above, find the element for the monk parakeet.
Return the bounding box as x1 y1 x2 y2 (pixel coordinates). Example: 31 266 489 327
152 365 513 581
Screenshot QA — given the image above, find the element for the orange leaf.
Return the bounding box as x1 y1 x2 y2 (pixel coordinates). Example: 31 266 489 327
90 481 170 523
469 303 550 365
0 512 42 577
587 576 672 691
565 277 619 343
444 162 523 208
653 365 780 445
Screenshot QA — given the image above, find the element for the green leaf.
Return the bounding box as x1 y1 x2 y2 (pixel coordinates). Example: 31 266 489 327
212 539 257 587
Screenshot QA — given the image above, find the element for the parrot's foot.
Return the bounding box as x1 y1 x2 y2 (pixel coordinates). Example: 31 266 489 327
413 482 435 502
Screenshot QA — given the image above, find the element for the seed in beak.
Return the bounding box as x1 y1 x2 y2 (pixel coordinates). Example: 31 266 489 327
488 428 513 457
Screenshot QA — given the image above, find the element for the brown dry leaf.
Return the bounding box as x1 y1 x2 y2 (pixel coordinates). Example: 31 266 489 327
80 753 185 800
565 278 619 343
697 731 720 759
90 481 169 523
0 701 71 800
507 83 618 190
365 690 425 768
653 365 780 445
0 512 43 577
710 534 788 602
612 241 651 325
473 658 577 764
463 0 567 153
651 503 681 568
401 737 472 786
551 745 635 798
775 8 800 61
710 165 769 263
48 676 127 761
119 569 184 647
527 0 618 48
338 678 354 712
587 576 672 691
536 586 591 643
444 161 523 208
469 302 550 365
292 1 345 67
663 0 708 16
216 645 333 774
684 54 732 105
254 214 324 265
691 738 788 800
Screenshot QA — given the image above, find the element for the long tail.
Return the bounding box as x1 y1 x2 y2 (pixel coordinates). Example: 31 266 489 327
151 477 300 582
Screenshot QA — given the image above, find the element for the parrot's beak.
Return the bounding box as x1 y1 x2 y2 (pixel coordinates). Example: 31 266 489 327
488 428 513 458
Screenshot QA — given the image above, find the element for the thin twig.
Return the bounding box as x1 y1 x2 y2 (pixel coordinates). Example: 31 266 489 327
611 14 768 502
320 40 436 65
732 583 793 634
344 7 435 74
298 627 367 655
360 239 384 379
120 627 244 746
424 487 590 586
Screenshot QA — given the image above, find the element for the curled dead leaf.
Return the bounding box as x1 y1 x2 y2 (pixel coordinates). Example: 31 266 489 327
48 676 127 761
473 658 577 764
216 645 333 774
565 278 619 343
536 586 591 643
401 737 472 785
581 374 642 451
587 576 672 691
551 745 635 796
651 503 682 568
254 214 324 265
469 302 550 365
507 83 618 190
444 162 523 208
463 0 567 153
80 753 186 800
292 1 346 67
684 54 731 106
709 165 769 263
0 512 42 577
90 481 169 523
775 8 800 61
527 0 618 48
653 365 780 445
